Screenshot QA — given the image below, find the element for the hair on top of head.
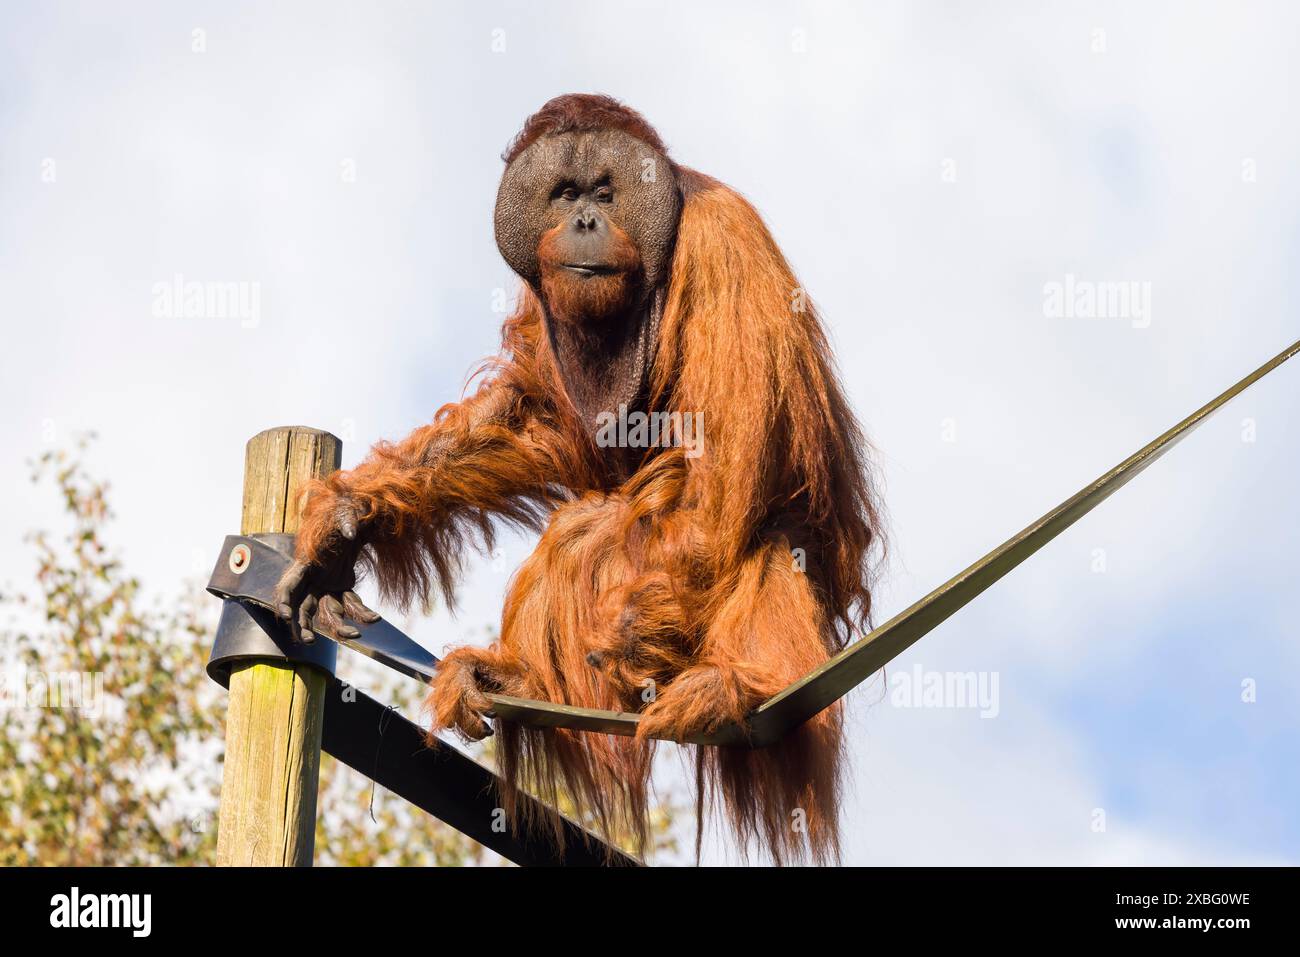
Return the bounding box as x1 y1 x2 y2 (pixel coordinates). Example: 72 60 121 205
503 93 671 164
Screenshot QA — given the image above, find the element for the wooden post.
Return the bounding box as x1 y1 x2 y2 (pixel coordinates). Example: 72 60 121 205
216 426 341 866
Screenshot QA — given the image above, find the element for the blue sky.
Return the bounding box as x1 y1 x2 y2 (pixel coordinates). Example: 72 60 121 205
1 1 1297 864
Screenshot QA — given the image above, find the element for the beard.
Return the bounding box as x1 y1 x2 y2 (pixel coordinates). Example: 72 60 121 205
537 221 643 327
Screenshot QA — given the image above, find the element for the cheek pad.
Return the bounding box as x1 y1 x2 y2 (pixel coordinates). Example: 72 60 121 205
494 131 680 288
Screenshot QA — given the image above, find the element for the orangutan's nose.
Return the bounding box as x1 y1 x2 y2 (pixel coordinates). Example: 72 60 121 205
572 209 601 233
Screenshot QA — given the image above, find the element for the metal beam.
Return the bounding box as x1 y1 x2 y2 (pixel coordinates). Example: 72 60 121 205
319 677 639 866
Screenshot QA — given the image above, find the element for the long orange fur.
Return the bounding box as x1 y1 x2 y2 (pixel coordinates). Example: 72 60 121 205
296 113 883 865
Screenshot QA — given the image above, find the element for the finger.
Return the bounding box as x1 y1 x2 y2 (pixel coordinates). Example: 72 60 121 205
286 600 301 642
337 502 357 541
459 714 494 741
319 594 342 617
314 596 341 637
319 595 359 640
298 595 318 644
274 563 308 620
341 590 381 624
471 699 496 739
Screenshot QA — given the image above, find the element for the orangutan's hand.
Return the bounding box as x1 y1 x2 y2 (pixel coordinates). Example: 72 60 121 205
273 496 381 643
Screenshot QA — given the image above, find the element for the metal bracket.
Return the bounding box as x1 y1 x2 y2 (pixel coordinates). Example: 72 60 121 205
206 534 337 687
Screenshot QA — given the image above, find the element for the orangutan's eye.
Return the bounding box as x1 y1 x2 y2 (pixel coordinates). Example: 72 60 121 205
552 182 580 203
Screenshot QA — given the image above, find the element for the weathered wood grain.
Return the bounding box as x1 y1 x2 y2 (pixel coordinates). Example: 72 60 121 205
217 427 340 866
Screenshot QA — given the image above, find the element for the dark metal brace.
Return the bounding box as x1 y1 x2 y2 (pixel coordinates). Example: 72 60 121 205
319 676 637 866
206 535 339 686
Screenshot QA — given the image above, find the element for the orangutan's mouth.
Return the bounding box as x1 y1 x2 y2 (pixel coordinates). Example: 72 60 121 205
563 263 621 277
